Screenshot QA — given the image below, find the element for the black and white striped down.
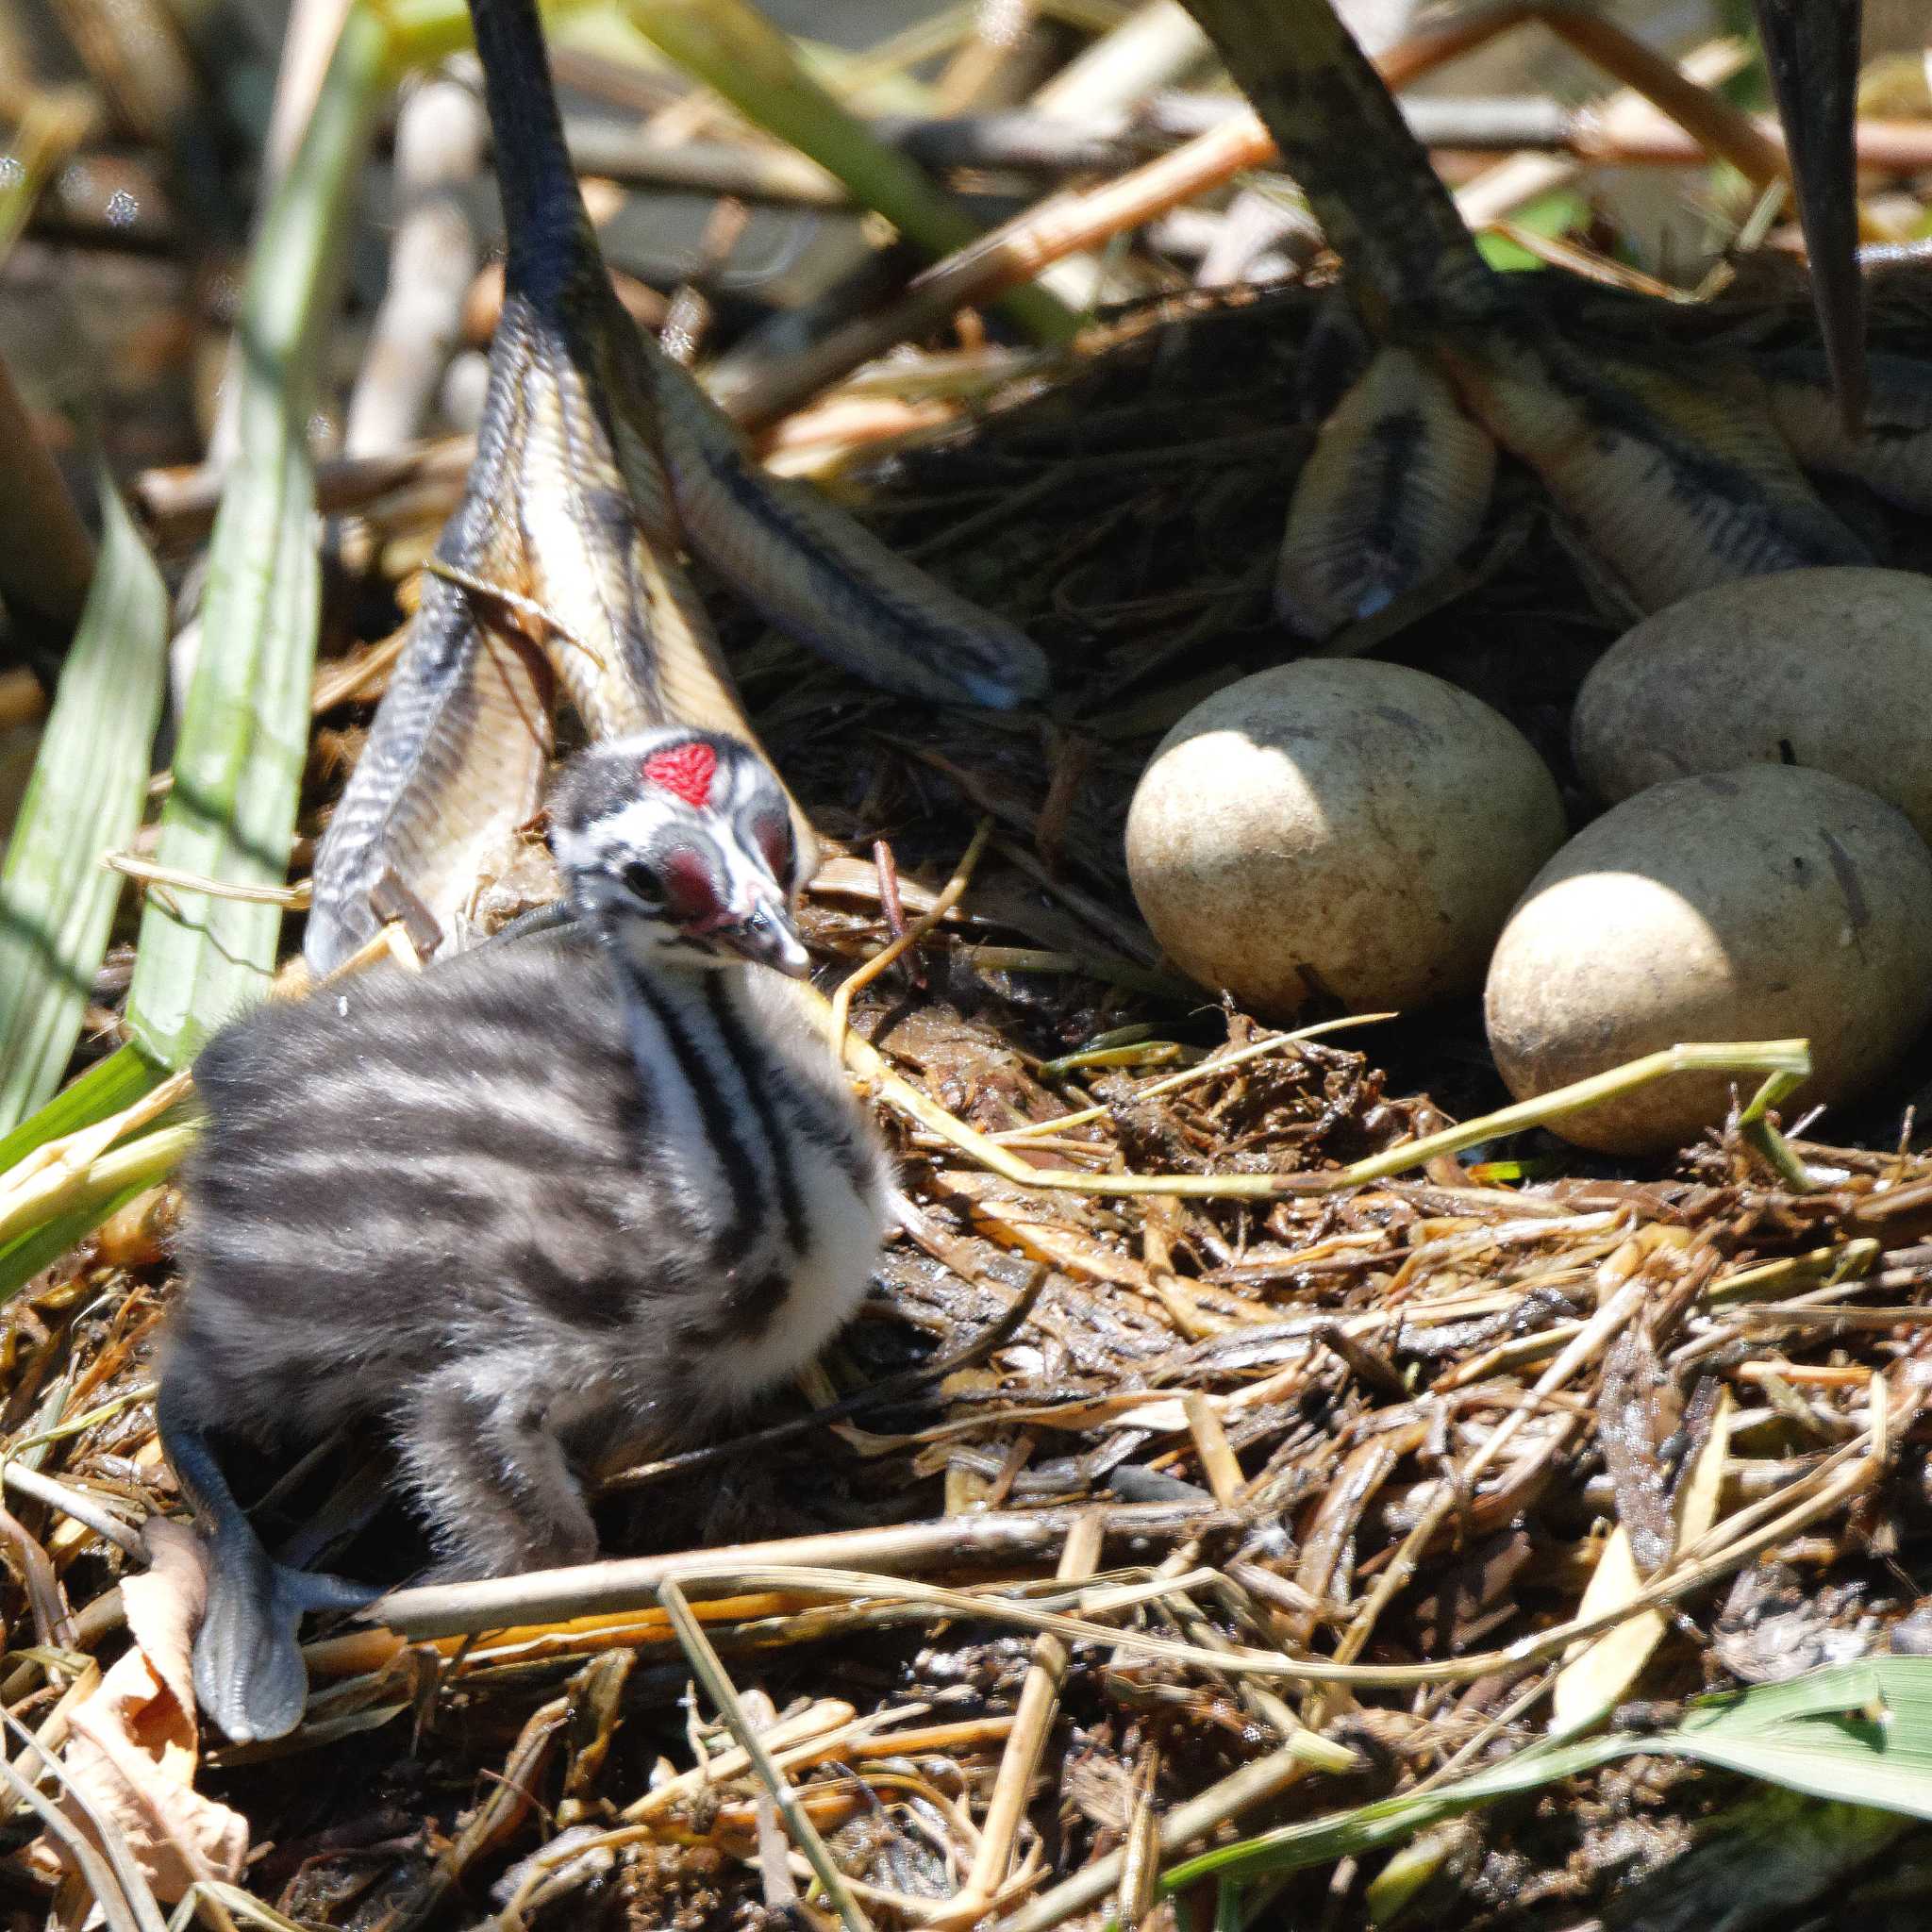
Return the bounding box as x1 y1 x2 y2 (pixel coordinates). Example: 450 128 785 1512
165 927 889 1580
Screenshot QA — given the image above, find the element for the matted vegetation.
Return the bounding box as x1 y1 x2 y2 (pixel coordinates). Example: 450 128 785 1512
7 2 1932 1926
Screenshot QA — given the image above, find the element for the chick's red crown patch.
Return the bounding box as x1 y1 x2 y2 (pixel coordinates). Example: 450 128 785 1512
641 741 717 808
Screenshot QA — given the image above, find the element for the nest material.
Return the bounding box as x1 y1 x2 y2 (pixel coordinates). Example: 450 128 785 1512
12 275 1932 1931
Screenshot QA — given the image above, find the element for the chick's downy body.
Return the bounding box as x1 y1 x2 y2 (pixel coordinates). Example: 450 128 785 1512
170 925 888 1581
160 729 891 1744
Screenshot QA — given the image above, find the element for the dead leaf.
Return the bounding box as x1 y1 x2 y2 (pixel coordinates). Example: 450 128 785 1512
48 1518 248 1902
1550 1389 1733 1739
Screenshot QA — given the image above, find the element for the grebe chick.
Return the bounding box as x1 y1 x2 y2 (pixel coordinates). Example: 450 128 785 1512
159 728 889 1741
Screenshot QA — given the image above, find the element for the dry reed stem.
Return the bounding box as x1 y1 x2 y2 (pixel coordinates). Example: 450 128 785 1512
386 1553 1776 1695
1532 9 1783 185
0 1125 197 1254
0 921 414 1248
0 1071 193 1207
475 1710 1021 1910
0 1459 143 1558
0 1499 73 1646
1183 1391 1243 1507
1132 1541 1332 1764
5 1708 169 1932
1116 1745 1162 1927
998 1410 1887 1932
364 1688 572 1932
999 1737 1315 1932
659 1578 874 1932
3 1660 103 1803
627 1702 889 1820
726 1 1784 426
343 74 485 458
1329 1273 1648 1670
310 628 410 713
949 1509 1105 1921
374 1504 1224 1637
0 1747 149 1932
100 856 312 910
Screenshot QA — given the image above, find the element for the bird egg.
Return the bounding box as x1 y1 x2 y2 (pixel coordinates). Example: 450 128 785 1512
1485 764 1932 1155
1125 659 1565 1015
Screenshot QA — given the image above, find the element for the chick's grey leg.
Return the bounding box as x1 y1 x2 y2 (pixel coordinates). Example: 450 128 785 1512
158 1372 376 1744
394 1361 601 1578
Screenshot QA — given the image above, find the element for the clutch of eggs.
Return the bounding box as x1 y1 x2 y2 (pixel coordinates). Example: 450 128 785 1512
1125 626 1932 1160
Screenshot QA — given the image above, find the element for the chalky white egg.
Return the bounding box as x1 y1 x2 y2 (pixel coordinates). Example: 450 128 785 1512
1574 567 1932 843
1125 659 1565 1014
1485 764 1932 1155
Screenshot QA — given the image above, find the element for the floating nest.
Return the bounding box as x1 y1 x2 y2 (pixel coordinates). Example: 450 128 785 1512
9 270 1932 1931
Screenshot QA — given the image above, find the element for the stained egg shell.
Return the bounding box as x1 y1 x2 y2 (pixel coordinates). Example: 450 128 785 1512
1574 567 1932 842
1485 764 1932 1155
1124 659 1566 1015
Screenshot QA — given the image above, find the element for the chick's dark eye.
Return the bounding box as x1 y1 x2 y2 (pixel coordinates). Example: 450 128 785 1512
622 860 662 902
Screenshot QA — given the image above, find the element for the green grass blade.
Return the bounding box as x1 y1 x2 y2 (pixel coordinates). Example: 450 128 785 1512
621 0 1078 345
115 0 602 1066
0 1174 169 1304
0 1119 197 1251
0 0 491 1286
1160 1660 1932 1896
124 9 393 1070
1659 1657 1932 1816
0 475 169 1134
0 1045 165 1177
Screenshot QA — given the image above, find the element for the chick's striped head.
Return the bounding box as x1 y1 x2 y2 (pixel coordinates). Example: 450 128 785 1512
549 729 809 976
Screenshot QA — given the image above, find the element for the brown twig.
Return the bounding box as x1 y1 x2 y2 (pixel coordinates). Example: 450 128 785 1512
659 1579 875 1932
871 838 920 984
948 1510 1104 1922
373 1504 1232 1640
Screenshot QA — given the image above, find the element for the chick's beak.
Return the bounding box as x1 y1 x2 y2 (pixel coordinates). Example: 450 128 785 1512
716 900 812 977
